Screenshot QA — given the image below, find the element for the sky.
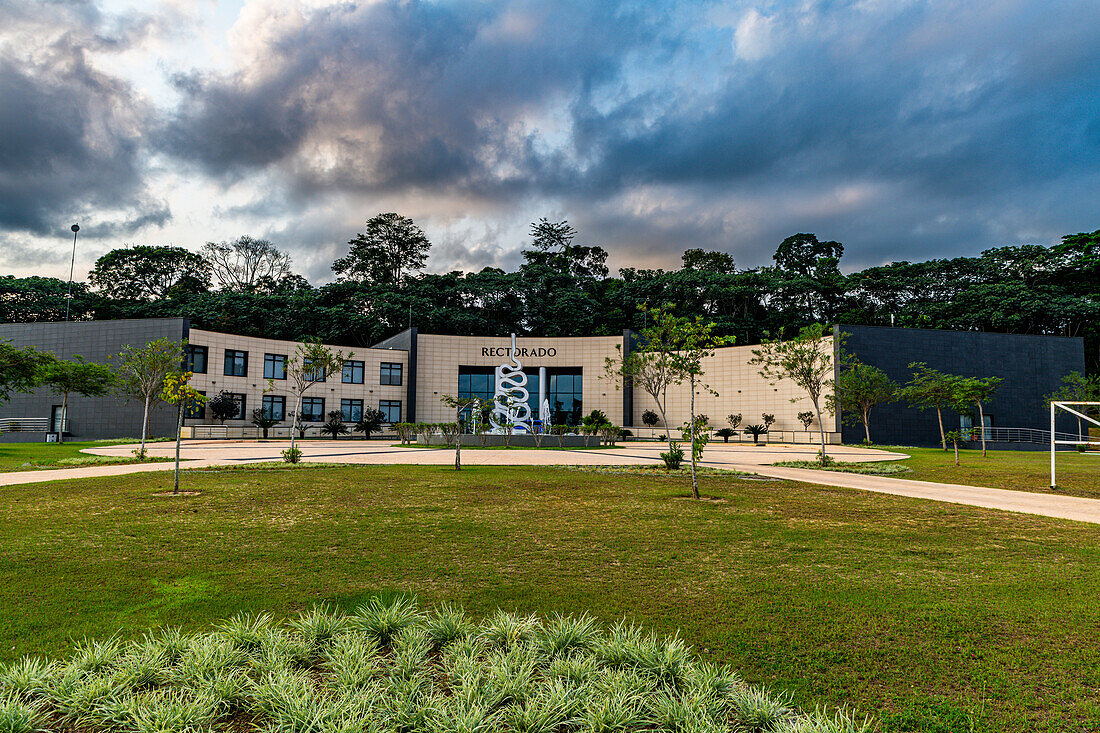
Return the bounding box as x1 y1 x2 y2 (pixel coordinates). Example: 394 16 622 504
1 0 1098 285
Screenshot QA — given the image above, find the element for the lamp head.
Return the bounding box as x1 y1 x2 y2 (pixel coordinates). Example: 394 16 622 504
70 224 79 233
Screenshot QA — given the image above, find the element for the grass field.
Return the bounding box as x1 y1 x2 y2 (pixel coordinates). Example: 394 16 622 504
0 439 172 472
880 445 1100 499
1 464 1097 732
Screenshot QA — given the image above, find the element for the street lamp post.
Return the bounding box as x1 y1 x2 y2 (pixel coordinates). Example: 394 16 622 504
65 223 79 322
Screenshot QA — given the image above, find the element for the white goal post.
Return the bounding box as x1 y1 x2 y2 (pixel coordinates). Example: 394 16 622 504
1050 401 1100 488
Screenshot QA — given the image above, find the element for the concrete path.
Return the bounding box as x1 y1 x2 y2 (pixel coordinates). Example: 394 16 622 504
0 440 1097 525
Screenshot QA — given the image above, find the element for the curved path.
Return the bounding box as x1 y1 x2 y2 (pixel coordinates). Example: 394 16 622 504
0 440 1096 524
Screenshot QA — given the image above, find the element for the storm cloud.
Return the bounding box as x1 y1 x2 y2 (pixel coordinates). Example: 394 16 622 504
1 0 1098 278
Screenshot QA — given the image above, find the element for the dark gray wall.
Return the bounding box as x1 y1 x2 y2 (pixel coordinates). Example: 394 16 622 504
0 318 188 441
839 325 1086 446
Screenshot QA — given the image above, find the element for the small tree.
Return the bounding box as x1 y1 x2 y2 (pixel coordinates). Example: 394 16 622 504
287 340 349 454
0 341 54 405
250 408 277 438
355 407 386 439
761 413 775 432
1046 372 1100 442
750 324 835 465
900 363 961 450
320 410 349 439
604 304 686 463
114 338 183 457
953 376 1003 457
828 360 897 444
207 391 240 424
797 411 815 430
642 409 659 428
440 396 478 469
715 427 736 443
39 356 116 444
727 413 742 430
944 429 964 466
161 371 205 495
666 315 729 499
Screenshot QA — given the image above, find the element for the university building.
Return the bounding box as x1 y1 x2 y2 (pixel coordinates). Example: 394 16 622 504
0 318 1086 446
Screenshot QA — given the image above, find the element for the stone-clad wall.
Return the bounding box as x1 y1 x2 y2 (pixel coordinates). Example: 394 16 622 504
0 318 187 441
840 325 1085 446
187 329 409 427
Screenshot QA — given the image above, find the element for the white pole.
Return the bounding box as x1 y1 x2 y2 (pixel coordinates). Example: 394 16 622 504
1050 402 1056 489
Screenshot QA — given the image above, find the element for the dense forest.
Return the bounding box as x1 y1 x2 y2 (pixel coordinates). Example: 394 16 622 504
2 217 1097 372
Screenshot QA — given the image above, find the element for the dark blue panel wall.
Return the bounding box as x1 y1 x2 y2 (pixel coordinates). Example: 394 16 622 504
0 318 188 441
839 325 1085 446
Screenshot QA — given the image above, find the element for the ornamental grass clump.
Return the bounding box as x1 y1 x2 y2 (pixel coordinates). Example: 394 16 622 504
0 599 873 733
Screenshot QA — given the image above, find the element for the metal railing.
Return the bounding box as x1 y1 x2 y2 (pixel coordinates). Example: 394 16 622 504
0 417 66 433
191 425 229 440
972 426 1095 445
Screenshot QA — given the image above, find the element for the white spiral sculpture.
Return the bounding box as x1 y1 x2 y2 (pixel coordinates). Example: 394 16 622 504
489 333 532 434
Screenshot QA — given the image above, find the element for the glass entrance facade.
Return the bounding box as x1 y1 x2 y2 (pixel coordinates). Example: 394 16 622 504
458 366 582 425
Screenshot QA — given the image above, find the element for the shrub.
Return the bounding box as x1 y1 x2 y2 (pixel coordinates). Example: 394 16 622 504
0 602 870 733
797 411 815 430
727 413 742 430
281 446 302 463
641 410 659 427
660 442 684 470
715 428 736 443
320 411 349 439
743 424 768 445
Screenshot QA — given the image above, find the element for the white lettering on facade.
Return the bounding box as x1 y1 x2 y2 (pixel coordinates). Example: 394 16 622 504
480 346 557 358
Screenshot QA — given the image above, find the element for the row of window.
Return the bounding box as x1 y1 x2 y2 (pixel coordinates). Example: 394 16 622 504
187 393 401 423
186 346 402 385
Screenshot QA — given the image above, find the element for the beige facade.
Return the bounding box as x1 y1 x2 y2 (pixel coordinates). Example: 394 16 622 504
185 328 408 434
183 327 839 442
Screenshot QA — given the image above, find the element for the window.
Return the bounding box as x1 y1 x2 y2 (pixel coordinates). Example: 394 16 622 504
264 353 287 380
548 370 583 426
225 393 247 420
261 395 286 421
380 362 403 385
184 391 206 419
340 399 363 422
379 400 401 423
187 345 208 374
303 358 326 382
301 397 325 422
224 349 248 377
342 360 364 384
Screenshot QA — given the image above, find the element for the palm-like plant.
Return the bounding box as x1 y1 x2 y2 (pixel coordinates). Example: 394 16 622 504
743 424 768 445
320 411 349 439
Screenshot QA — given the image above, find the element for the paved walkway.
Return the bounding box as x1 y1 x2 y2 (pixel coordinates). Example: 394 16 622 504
1 440 1097 525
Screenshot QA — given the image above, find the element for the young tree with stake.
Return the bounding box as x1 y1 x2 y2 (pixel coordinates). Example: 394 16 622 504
750 324 836 465
161 371 205 495
114 338 183 458
286 341 349 454
440 395 479 470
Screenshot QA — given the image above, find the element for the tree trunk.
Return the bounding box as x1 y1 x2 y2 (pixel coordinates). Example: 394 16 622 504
861 406 872 444
290 392 303 452
174 401 183 495
58 392 68 445
657 386 675 462
455 440 461 470
689 378 699 500
814 398 827 465
140 396 151 459
952 439 959 466
977 401 987 457
935 406 947 450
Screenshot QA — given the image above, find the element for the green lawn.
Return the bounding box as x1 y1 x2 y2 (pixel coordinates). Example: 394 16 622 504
0 439 171 472
1 465 1098 732
879 445 1100 499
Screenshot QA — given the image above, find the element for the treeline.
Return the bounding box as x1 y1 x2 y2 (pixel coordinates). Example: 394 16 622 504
1 217 1097 371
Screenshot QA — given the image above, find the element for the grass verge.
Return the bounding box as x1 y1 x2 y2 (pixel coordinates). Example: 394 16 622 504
0 439 172 472
0 465 1097 732
869 445 1100 499
771 460 912 476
